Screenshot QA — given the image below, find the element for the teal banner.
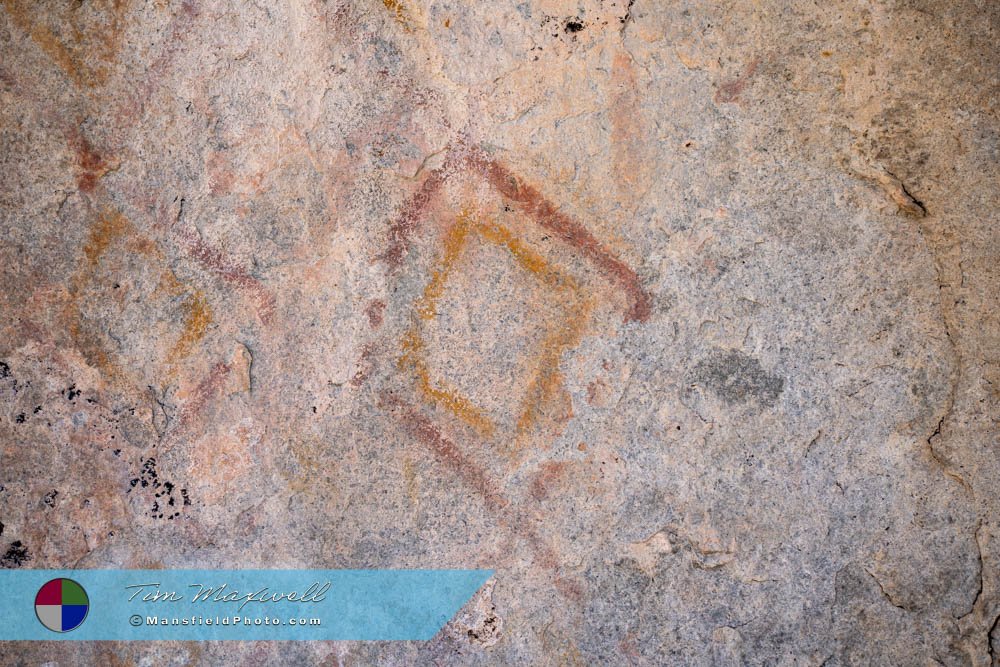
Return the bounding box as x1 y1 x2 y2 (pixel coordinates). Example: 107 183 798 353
0 569 493 640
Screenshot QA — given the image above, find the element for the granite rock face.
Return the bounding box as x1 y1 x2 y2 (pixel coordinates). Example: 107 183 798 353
1 0 998 664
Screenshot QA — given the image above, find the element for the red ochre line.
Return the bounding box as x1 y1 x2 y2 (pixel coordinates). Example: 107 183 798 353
380 146 652 323
1 5 273 328
380 162 448 270
174 227 276 324
383 393 583 602
172 361 231 438
467 149 651 323
384 393 507 511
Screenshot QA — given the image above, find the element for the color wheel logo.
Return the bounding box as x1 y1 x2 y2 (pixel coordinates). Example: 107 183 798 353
35 578 89 632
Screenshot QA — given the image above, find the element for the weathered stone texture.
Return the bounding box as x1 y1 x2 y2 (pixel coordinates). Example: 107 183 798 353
1 0 998 664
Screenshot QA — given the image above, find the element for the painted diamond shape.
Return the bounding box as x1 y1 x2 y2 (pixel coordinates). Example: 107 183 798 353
385 144 651 446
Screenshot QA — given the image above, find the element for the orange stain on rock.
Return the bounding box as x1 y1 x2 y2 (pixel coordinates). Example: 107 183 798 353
83 209 129 266
400 329 496 437
3 2 84 86
71 208 212 379
515 293 591 437
2 0 129 89
475 220 574 290
382 0 411 29
67 208 134 376
399 209 592 440
399 214 495 437
168 291 212 367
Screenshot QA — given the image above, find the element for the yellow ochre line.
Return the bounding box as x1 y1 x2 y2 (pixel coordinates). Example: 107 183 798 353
399 208 591 440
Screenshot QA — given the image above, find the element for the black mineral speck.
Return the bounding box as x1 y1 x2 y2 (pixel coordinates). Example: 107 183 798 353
0 362 9 379
1 540 30 568
14 413 25 423
131 457 189 519
565 19 584 33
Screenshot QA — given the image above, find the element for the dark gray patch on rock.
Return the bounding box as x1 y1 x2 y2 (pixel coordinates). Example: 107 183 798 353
692 350 784 406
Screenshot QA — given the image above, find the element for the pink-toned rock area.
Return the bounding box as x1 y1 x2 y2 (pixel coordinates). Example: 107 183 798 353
1 1 998 664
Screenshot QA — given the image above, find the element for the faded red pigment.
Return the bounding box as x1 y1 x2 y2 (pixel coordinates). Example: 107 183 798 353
379 145 652 323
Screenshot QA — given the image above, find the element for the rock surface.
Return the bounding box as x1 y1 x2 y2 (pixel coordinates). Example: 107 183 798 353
1 0 998 664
